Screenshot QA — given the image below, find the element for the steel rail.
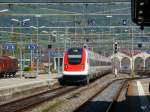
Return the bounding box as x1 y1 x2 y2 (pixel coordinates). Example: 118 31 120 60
0 72 111 112
0 86 79 112
105 80 128 112
73 79 129 112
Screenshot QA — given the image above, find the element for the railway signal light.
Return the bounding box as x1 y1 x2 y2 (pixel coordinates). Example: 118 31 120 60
48 44 52 49
86 38 89 42
131 0 150 28
138 43 142 48
122 19 127 25
114 42 118 54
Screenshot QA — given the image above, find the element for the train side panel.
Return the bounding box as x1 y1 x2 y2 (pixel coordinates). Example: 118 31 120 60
0 56 19 77
0 58 6 76
8 56 19 74
87 50 112 79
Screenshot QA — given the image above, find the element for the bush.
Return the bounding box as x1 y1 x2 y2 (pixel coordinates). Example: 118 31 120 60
23 66 32 71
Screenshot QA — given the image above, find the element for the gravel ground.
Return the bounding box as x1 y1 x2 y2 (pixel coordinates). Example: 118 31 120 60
29 73 130 112
77 80 124 112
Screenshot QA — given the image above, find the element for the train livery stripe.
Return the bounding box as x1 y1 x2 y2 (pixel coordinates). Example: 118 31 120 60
63 71 88 75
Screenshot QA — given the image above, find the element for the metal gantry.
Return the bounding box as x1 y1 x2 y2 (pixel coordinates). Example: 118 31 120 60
0 2 149 73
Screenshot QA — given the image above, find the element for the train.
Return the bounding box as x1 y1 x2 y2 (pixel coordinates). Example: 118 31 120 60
0 56 19 77
62 47 112 84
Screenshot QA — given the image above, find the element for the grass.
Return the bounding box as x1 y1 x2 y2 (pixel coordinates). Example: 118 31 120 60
42 99 64 112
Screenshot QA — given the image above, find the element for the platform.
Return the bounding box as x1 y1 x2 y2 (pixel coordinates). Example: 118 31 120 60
127 77 150 112
0 73 61 105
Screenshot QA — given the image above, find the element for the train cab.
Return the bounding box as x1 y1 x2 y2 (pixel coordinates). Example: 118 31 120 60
62 47 112 84
63 48 88 82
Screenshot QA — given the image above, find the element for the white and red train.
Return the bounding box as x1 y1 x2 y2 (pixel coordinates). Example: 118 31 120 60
62 48 112 83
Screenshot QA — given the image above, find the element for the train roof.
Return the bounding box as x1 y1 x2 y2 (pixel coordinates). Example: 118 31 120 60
66 47 111 62
86 49 111 62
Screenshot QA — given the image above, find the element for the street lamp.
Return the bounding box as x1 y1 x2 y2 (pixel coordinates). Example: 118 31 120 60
106 15 116 75
0 9 9 55
30 24 45 77
11 18 30 78
42 30 52 78
106 15 113 51
106 15 112 18
51 30 68 74
131 26 134 78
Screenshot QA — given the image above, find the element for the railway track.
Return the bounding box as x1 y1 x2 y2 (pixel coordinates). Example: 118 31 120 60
0 75 108 112
73 79 129 112
105 80 128 112
35 73 130 112
0 73 130 112
0 72 112 112
0 86 79 112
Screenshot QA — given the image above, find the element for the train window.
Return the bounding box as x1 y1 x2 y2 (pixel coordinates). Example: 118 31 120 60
68 55 82 65
68 48 82 55
68 55 82 58
68 48 83 65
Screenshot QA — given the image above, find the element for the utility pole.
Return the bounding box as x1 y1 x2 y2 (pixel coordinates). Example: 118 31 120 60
11 18 30 78
131 26 134 78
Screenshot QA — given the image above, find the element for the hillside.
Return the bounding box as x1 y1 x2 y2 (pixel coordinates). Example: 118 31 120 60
0 1 149 57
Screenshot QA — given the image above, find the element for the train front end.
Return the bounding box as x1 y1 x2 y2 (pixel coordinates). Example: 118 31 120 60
63 48 88 82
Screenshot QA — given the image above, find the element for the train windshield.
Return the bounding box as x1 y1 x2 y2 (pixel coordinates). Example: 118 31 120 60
68 48 83 64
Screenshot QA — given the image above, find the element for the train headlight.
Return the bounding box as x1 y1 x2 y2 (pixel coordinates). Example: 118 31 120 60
65 64 68 69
